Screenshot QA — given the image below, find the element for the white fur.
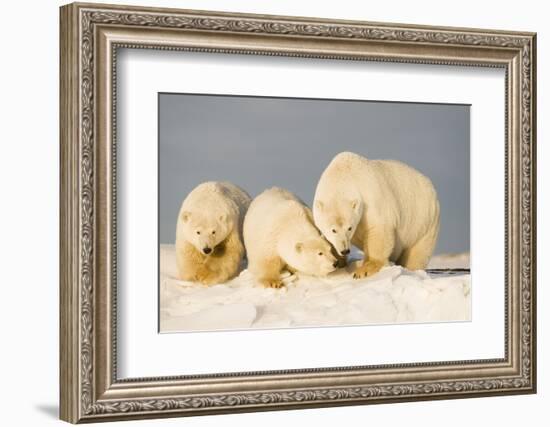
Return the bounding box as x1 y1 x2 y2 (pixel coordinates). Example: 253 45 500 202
313 152 440 276
244 187 337 288
175 181 251 285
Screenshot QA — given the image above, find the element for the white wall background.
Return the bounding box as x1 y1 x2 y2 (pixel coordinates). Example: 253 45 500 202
0 0 545 425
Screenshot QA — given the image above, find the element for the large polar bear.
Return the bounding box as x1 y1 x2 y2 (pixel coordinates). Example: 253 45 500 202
313 152 440 278
244 187 338 288
175 181 251 285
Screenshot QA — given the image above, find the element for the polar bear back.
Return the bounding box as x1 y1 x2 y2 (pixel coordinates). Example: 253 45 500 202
243 187 313 257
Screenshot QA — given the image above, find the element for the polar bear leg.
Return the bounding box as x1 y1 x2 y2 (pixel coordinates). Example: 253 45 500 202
176 244 219 285
249 256 285 289
176 241 204 282
204 231 245 284
354 225 395 279
398 223 439 271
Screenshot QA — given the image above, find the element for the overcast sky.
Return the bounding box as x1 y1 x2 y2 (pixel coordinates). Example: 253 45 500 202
159 93 470 254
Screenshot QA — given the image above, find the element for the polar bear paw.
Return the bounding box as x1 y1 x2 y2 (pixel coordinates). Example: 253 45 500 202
194 266 218 286
353 259 385 279
261 278 284 289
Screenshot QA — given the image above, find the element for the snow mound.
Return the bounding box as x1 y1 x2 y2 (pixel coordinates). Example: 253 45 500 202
160 245 471 332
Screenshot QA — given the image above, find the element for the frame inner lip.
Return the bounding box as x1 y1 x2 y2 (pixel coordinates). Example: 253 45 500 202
110 43 510 383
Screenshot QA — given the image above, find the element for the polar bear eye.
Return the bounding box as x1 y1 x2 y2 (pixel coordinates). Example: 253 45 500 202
331 229 336 233
212 230 216 235
196 231 200 235
348 227 352 231
318 252 323 256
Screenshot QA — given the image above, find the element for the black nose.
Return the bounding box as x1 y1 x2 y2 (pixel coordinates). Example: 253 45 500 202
341 249 350 255
332 261 339 268
203 247 212 254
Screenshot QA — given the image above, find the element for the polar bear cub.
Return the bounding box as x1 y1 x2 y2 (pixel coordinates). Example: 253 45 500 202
244 187 338 288
313 152 440 278
175 181 251 285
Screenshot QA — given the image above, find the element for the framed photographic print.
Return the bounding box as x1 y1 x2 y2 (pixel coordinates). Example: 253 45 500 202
59 2 537 423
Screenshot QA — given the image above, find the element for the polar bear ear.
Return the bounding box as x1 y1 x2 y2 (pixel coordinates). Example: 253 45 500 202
219 213 228 223
295 243 304 253
314 200 324 211
181 211 191 223
351 199 361 212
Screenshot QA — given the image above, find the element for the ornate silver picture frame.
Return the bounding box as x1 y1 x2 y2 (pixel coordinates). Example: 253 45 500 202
60 2 536 423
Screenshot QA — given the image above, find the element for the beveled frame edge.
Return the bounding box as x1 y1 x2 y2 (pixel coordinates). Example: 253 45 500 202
59 2 537 423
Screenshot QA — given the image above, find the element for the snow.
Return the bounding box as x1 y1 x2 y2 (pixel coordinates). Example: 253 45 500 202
159 245 471 333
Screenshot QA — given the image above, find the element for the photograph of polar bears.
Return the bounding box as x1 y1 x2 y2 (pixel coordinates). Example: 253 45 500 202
160 93 470 333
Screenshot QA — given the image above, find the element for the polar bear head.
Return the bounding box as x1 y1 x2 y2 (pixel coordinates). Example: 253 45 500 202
313 198 363 257
280 234 338 277
179 210 233 255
